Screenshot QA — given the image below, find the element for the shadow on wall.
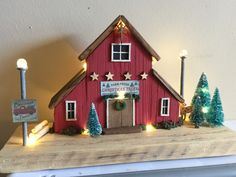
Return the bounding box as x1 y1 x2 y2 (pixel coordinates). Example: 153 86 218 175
0 37 83 148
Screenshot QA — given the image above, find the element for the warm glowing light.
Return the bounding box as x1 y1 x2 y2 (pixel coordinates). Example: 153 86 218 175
28 135 37 146
83 63 87 71
202 107 209 113
82 129 89 135
117 20 126 29
152 56 157 65
117 91 126 100
16 58 28 70
179 49 188 58
146 124 156 132
185 116 190 122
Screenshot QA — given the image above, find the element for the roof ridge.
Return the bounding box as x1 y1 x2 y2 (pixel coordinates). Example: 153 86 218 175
152 69 184 103
78 15 160 61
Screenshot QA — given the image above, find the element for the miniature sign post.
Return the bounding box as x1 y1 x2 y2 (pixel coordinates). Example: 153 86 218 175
14 58 38 146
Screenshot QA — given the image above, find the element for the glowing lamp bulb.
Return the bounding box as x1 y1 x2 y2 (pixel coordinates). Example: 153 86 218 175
179 49 188 59
16 58 28 70
146 124 156 132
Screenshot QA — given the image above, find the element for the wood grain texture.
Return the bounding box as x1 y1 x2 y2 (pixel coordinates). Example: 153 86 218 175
1 125 236 173
103 126 142 134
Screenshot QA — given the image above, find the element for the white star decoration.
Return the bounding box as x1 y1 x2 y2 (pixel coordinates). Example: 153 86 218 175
90 72 99 81
124 72 132 80
141 72 148 80
106 72 114 80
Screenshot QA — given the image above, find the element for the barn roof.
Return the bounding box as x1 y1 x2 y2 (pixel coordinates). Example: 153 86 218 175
49 68 184 109
152 69 184 103
78 15 161 61
48 69 86 109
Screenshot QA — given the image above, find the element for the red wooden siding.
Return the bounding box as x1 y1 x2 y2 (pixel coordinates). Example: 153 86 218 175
53 30 180 133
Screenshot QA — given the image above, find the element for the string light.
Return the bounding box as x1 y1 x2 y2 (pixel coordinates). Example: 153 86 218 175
83 63 87 71
82 129 89 135
152 56 157 65
202 107 209 113
146 124 156 132
117 20 126 29
117 91 126 100
201 88 209 93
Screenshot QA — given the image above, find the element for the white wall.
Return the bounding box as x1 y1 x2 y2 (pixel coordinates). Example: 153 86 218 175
0 0 236 148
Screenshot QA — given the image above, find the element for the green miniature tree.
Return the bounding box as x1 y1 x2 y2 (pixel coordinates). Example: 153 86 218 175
207 88 224 126
87 103 102 137
191 73 211 122
190 96 204 128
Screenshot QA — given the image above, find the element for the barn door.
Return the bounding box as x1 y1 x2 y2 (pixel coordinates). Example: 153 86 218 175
107 99 134 128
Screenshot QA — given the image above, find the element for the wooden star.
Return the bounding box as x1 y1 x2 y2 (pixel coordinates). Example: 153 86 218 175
90 72 99 81
106 72 114 80
124 72 132 80
141 72 148 80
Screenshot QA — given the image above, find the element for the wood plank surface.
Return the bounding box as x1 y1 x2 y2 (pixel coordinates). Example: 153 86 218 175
1 125 236 173
103 126 142 134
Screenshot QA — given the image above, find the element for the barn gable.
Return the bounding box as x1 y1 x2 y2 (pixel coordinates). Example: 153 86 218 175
79 15 160 61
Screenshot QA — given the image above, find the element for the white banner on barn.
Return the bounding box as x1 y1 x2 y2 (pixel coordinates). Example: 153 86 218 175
100 80 139 96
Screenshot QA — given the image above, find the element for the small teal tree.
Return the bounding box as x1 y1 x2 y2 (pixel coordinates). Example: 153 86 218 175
207 88 224 126
191 73 211 121
190 96 204 128
87 103 102 137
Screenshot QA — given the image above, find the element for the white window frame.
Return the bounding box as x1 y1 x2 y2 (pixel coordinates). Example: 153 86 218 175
160 98 170 116
111 43 131 62
65 101 77 121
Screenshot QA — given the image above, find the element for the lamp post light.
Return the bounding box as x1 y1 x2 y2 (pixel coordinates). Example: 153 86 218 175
179 49 188 97
16 58 28 146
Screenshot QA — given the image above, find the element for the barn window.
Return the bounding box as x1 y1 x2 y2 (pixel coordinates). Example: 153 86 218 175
160 98 170 116
111 43 131 62
65 101 77 121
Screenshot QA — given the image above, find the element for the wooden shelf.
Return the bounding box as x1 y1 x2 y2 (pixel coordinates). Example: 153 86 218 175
1 124 236 173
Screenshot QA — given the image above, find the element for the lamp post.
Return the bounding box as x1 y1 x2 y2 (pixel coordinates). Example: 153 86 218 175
16 58 28 146
179 50 188 97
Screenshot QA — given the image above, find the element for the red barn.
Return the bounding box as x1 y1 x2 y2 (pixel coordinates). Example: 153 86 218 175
49 15 184 133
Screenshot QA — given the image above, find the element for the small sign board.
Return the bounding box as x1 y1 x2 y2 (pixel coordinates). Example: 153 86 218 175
101 80 139 96
12 99 38 123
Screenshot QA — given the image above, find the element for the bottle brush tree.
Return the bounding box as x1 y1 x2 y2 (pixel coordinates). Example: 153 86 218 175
191 73 211 122
190 96 204 128
87 103 102 137
207 88 224 126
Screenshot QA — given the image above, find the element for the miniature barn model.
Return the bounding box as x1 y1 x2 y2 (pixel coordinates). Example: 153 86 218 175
49 15 184 133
